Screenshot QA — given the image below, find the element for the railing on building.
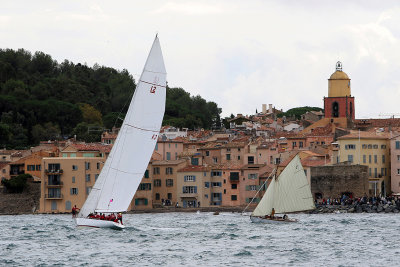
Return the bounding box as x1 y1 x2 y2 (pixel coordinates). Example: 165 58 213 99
45 169 64 175
45 194 63 199
45 181 63 187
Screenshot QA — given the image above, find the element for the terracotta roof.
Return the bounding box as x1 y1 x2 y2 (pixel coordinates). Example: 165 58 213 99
354 118 400 128
69 143 112 153
152 159 186 166
0 162 9 169
178 165 211 172
306 124 333 136
301 158 327 167
338 131 390 140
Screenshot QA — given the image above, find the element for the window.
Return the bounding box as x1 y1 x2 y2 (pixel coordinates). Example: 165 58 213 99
166 152 171 160
363 155 366 163
211 171 222 177
231 195 237 201
374 168 377 178
238 148 241 152
362 144 367 149
95 174 99 181
85 162 90 170
191 158 199 166
206 151 210 156
275 158 281 164
72 176 75 183
27 165 35 171
71 188 78 195
213 157 218 163
144 170 149 178
345 144 356 150
85 174 90 182
397 155 400 162
166 167 173 175
238 156 241 160
368 144 372 149
138 183 152 190
154 179 161 187
396 141 400 149
205 194 208 199
382 155 385 164
230 172 239 181
184 175 196 182
373 144 378 149
86 186 92 195
97 162 100 170
155 193 160 200
270 156 273 164
248 173 258 179
248 156 255 164
212 193 222 201
168 193 172 200
83 153 95 157
248 185 257 191
231 184 237 189
205 182 209 188
182 186 197 194
292 141 297 148
397 169 400 175
48 163 60 171
175 152 178 160
369 155 371 163
211 182 222 187
374 155 377 163
381 168 384 176
72 165 78 171
166 179 173 187
226 154 231 160
299 141 303 148
154 167 160 175
348 155 353 163
369 168 371 176
381 145 386 149
203 172 207 177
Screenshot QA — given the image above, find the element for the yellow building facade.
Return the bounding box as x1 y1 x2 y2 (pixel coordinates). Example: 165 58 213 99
337 132 390 196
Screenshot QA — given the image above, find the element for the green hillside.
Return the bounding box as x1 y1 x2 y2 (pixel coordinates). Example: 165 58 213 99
0 48 222 148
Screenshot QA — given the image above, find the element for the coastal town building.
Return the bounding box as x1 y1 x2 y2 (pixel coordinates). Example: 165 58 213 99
337 131 390 196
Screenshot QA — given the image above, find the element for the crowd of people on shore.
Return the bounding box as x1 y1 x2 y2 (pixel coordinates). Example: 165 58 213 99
87 212 123 224
316 194 400 207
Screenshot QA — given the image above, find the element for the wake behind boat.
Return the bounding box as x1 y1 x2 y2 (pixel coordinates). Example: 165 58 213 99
250 155 315 223
75 35 166 229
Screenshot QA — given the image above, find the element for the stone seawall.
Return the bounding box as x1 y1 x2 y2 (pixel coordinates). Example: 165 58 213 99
311 203 400 214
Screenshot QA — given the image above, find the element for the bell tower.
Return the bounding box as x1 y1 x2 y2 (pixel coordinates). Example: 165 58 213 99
323 62 355 120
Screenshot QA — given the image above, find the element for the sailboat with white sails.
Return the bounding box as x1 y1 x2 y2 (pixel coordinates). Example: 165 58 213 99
250 155 315 223
75 35 166 229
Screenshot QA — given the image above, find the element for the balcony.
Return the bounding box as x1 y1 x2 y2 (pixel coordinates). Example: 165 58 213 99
45 181 63 187
45 194 63 199
10 170 25 176
45 169 63 175
230 173 240 182
181 193 198 198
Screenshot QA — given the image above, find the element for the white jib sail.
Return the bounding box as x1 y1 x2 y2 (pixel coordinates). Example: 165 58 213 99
252 155 315 216
79 36 166 217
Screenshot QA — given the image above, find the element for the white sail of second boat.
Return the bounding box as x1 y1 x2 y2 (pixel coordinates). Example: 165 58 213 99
251 155 315 221
76 35 166 228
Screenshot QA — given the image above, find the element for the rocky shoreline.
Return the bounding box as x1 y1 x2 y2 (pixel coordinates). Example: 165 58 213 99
311 203 400 214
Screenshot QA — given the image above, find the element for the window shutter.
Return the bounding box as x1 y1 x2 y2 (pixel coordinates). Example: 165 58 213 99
76 188 78 194
193 176 196 182
194 186 197 193
70 188 73 195
145 198 148 205
246 185 249 191
182 186 185 193
135 199 138 205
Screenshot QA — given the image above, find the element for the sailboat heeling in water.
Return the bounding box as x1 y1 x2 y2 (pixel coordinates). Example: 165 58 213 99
252 155 315 216
78 36 166 218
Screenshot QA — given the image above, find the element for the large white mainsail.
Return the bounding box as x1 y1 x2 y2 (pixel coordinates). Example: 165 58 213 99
252 155 315 217
78 36 166 218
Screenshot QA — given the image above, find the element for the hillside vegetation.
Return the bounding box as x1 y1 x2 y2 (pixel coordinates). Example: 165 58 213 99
0 48 222 148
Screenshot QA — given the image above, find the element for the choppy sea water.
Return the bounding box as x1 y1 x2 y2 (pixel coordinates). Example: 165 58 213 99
0 212 399 266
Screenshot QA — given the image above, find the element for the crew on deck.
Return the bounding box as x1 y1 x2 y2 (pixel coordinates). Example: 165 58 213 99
87 212 123 224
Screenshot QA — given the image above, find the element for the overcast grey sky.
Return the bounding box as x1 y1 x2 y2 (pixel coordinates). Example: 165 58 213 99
2 0 400 118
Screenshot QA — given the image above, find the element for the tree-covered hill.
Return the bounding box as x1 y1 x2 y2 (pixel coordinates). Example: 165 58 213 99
278 106 323 120
0 48 222 149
